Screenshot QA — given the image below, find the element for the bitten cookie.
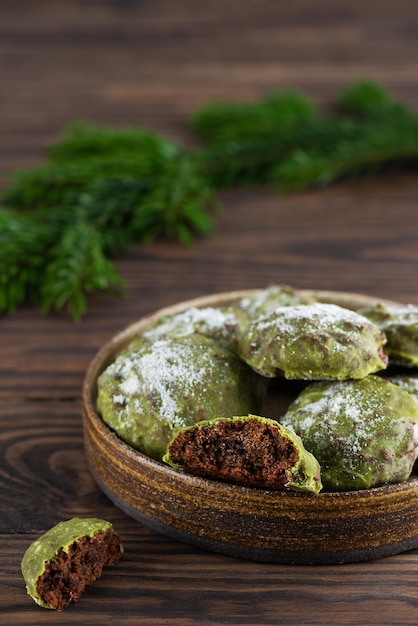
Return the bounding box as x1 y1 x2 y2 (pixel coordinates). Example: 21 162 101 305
21 518 123 611
163 414 322 494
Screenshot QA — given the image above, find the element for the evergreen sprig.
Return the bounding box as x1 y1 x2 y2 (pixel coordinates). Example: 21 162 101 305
0 209 56 313
0 207 124 319
193 80 418 191
40 218 124 320
192 90 319 187
2 80 418 319
1 124 217 319
191 90 318 144
273 82 418 191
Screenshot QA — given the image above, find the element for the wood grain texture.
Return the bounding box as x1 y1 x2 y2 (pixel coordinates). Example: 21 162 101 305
2 0 418 623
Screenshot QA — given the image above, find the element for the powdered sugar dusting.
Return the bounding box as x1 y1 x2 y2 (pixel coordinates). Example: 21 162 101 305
142 306 239 342
241 301 387 380
257 303 371 336
282 377 418 478
239 285 314 318
119 372 141 396
288 381 378 461
390 375 418 396
384 304 418 323
108 338 214 426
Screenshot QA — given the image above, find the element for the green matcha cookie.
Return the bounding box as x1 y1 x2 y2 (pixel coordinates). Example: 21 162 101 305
239 302 388 380
387 373 418 405
141 305 247 352
97 334 266 460
359 303 418 366
281 376 418 491
238 285 316 320
163 414 322 494
21 518 122 610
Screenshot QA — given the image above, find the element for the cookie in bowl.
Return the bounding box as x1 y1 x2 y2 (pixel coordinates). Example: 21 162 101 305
238 284 316 320
239 302 388 380
97 334 266 460
163 414 322 494
281 375 418 491
359 303 418 366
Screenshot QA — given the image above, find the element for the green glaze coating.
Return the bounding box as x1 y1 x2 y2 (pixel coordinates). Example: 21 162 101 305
281 376 418 491
359 303 418 366
141 305 247 352
238 285 316 320
239 302 388 380
21 518 121 609
163 414 322 494
97 335 266 460
388 373 418 405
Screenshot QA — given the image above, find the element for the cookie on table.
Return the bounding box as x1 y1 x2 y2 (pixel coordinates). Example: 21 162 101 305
281 376 418 491
97 334 266 460
21 518 123 611
359 303 418 366
239 302 388 380
163 414 322 494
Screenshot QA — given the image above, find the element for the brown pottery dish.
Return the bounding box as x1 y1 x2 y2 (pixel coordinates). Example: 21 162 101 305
82 290 418 565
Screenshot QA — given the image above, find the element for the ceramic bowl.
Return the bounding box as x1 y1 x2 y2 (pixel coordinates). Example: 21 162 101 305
82 289 418 564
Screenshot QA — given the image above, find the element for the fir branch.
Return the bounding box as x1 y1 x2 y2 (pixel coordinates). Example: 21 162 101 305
191 90 317 143
40 219 124 320
0 123 217 318
0 208 124 319
3 122 185 211
193 80 418 192
130 154 215 245
336 79 404 118
192 90 319 187
272 95 418 191
0 209 57 313
198 116 364 188
48 121 180 163
4 123 217 243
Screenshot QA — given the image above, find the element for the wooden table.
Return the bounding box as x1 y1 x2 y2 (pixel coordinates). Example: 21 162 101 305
2 2 418 623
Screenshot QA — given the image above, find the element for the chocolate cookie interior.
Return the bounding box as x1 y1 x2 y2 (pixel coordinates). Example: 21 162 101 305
35 528 122 611
167 417 300 490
